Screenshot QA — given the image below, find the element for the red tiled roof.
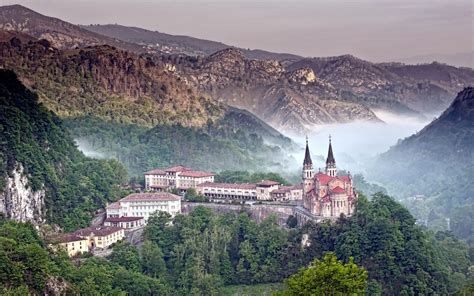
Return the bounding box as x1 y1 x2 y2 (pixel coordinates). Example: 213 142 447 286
165 165 191 172
338 176 351 182
256 180 280 186
331 186 346 194
292 183 303 190
104 217 144 223
52 234 87 243
106 202 120 210
144 169 166 175
315 173 351 185
315 172 333 185
74 226 123 237
197 182 257 190
121 192 181 202
180 170 215 177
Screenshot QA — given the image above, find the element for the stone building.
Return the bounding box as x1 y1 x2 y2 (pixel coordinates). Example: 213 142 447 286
106 192 181 221
144 166 215 192
295 137 357 224
270 184 303 201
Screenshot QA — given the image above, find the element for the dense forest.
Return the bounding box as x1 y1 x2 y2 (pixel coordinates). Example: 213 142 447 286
64 115 295 176
1 193 471 295
0 70 128 231
371 88 474 244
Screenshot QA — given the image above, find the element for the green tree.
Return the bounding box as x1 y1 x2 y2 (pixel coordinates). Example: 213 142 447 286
277 252 368 296
108 242 141 272
140 240 166 278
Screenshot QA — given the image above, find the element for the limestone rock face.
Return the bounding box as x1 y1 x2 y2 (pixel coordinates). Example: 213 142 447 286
0 164 45 224
289 67 317 85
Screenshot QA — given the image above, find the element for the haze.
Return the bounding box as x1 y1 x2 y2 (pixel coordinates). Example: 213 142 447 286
3 0 472 63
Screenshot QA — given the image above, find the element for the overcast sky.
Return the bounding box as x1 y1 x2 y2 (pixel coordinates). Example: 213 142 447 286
2 0 473 62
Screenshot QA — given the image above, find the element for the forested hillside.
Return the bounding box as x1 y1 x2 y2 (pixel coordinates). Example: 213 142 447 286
64 112 295 176
371 88 474 243
0 34 223 128
1 194 470 295
0 70 128 230
0 34 296 175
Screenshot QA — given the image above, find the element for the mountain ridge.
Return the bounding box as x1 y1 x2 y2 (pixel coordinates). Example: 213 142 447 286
0 4 145 53
370 87 474 241
81 23 302 61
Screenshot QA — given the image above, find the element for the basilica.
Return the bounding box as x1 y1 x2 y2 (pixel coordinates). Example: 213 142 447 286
295 137 358 224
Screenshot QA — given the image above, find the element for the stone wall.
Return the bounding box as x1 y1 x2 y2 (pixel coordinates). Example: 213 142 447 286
181 202 296 226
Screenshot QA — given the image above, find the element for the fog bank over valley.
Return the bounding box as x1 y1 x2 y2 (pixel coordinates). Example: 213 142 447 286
288 110 435 179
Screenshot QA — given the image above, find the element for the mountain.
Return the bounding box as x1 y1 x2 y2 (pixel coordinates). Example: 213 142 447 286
1 6 473 135
0 5 301 61
287 56 474 114
0 4 145 53
82 24 302 61
159 49 381 133
0 33 224 128
0 69 127 230
371 88 474 242
399 52 474 69
0 33 296 175
159 49 474 133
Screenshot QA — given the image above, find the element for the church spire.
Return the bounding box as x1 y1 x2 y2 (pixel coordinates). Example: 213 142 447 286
303 136 313 166
326 135 335 165
325 135 337 177
302 136 314 195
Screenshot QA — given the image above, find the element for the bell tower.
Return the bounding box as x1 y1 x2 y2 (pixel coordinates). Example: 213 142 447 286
325 135 337 177
303 136 314 195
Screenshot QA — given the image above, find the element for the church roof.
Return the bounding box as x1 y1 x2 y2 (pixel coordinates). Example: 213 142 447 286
331 186 346 194
315 172 332 184
303 138 312 166
315 172 351 185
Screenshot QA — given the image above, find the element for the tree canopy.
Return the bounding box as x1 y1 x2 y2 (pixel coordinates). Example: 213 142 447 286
277 252 367 296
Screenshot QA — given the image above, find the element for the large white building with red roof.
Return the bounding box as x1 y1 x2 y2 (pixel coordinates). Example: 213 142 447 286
296 137 357 224
106 192 181 221
144 165 215 192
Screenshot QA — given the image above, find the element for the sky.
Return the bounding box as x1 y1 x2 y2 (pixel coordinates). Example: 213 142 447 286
1 0 472 62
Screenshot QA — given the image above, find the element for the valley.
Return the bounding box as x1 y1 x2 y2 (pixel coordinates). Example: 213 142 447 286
0 3 472 296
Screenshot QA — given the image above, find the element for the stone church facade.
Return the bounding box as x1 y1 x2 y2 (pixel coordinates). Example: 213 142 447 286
295 137 358 225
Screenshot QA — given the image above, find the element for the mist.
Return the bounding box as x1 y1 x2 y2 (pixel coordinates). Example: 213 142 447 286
287 110 435 178
74 138 108 159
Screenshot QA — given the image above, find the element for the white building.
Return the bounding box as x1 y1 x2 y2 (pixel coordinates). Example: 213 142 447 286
197 180 302 201
106 192 181 221
196 182 258 200
144 166 215 192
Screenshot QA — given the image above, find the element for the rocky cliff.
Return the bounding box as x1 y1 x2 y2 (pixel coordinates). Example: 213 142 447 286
0 164 45 223
159 49 381 133
287 56 474 114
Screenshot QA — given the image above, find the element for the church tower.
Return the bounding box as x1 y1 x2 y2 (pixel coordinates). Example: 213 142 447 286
303 137 314 195
325 135 337 177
